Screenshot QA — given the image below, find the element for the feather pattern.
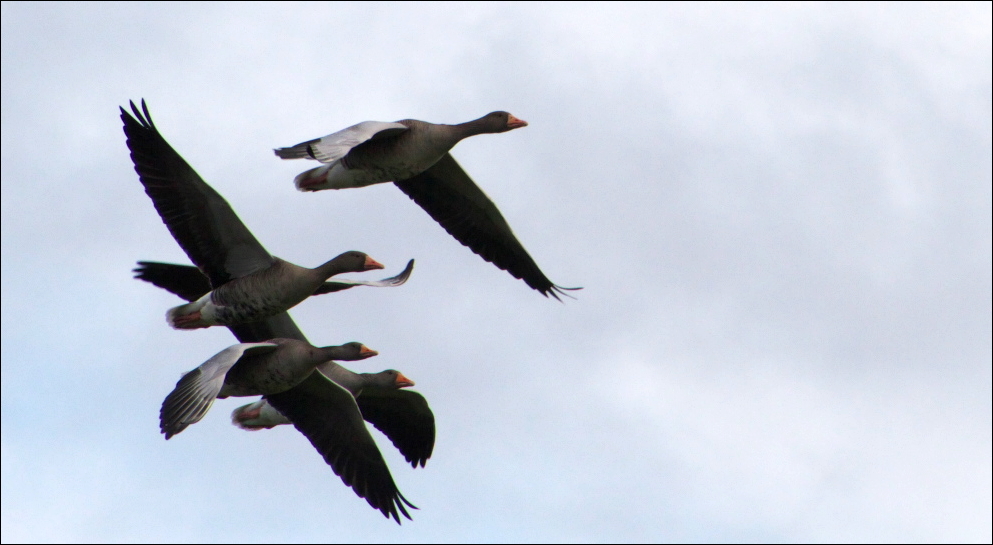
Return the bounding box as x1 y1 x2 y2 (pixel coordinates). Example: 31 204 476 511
274 121 409 164
160 343 278 439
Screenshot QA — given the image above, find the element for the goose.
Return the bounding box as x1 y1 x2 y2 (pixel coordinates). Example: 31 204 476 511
122 100 420 523
135 259 436 469
274 113 581 300
160 339 377 438
134 258 414 303
231 369 434 469
232 369 414 430
165 251 384 329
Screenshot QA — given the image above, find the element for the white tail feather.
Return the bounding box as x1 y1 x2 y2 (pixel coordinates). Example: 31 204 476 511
165 294 210 329
231 400 290 430
294 165 332 192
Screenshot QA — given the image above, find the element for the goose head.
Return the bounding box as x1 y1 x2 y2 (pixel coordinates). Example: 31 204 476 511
327 342 380 361
469 111 528 134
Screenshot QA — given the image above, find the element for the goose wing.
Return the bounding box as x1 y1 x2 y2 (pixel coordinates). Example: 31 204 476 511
121 100 274 286
394 153 579 300
160 343 277 439
264 373 417 523
312 259 415 295
274 121 408 164
357 389 435 468
133 261 212 302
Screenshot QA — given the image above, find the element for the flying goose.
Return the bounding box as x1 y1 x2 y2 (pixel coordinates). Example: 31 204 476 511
232 368 414 429
275 113 580 300
165 251 384 329
160 339 377 438
134 258 414 304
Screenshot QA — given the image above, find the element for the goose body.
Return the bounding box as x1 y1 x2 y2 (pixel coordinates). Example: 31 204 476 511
123 100 420 522
165 253 384 329
160 339 376 439
275 113 581 300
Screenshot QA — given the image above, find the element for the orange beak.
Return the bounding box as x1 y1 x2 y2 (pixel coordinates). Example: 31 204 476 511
358 345 379 359
394 372 415 388
506 114 528 130
363 256 385 270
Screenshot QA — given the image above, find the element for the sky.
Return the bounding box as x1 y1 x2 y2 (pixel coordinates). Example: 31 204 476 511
1 2 991 543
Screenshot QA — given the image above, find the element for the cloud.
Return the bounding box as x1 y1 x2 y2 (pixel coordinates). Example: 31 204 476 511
2 2 990 542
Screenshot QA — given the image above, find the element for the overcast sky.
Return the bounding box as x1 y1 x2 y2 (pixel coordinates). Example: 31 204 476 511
2 2 991 543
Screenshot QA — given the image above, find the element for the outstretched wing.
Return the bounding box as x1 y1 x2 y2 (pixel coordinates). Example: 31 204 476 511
394 153 580 300
160 343 277 439
357 389 435 468
133 261 213 302
274 121 408 164
121 100 274 286
265 373 417 523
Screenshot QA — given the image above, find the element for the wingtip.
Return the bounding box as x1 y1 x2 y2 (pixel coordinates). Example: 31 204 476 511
390 492 418 524
394 259 415 285
372 489 418 524
547 284 582 302
122 98 155 130
409 457 428 469
132 260 151 278
160 416 185 440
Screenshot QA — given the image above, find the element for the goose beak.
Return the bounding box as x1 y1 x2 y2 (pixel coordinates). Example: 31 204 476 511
363 256 385 270
394 372 415 388
358 346 379 359
506 114 528 130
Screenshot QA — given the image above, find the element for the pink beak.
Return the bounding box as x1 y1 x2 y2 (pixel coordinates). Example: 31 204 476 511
394 372 415 388
506 114 528 130
359 346 379 359
363 256 385 270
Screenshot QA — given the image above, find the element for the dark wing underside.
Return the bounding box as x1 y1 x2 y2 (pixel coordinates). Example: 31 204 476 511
133 261 212 302
394 153 579 300
121 100 274 286
357 389 435 468
265 374 416 523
